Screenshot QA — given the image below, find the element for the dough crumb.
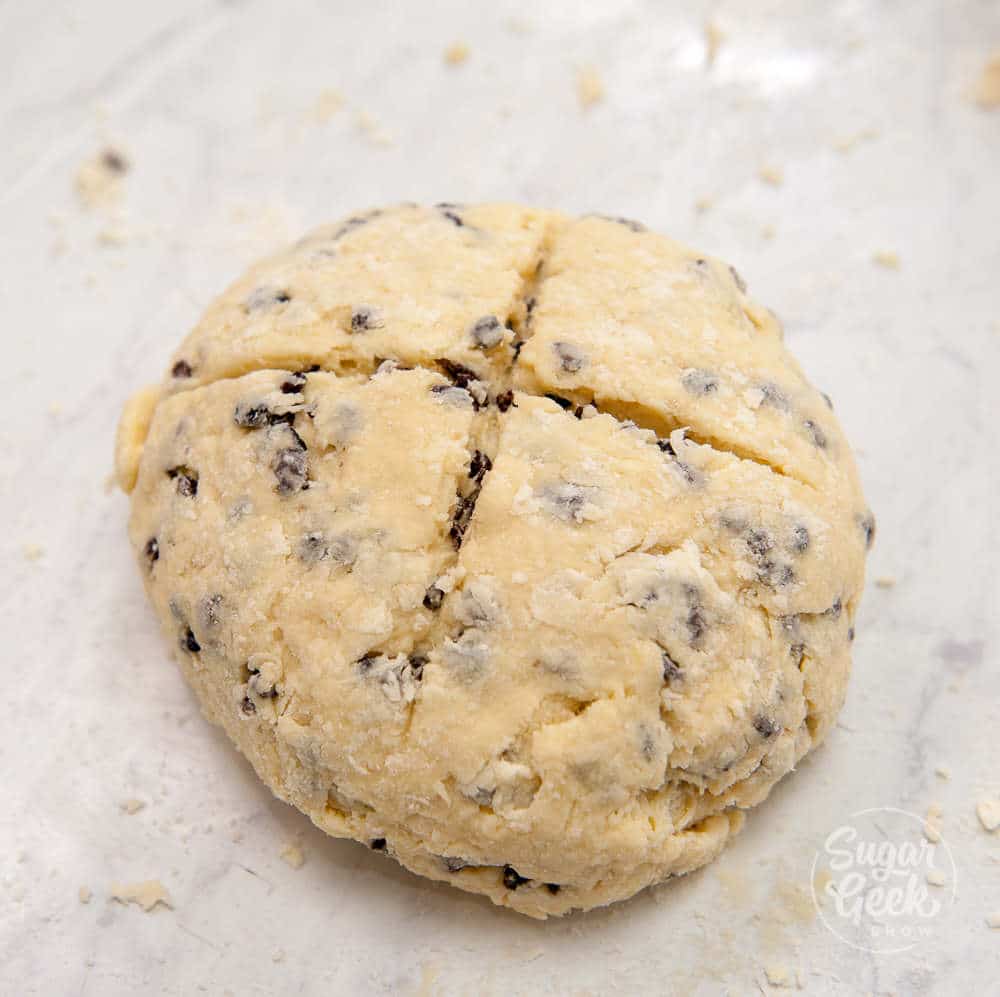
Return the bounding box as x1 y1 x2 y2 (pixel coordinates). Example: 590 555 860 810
313 89 344 123
764 963 798 988
972 55 1000 109
120 798 146 815
443 42 470 66
694 196 714 214
874 575 896 588
280 841 306 869
935 765 951 780
872 250 900 269
761 224 777 240
356 111 394 147
926 867 947 887
75 147 129 210
976 798 1000 832
759 165 784 187
704 21 724 68
110 879 172 912
78 886 92 904
576 66 605 109
272 948 285 963
924 803 943 843
987 911 1000 929
23 543 44 562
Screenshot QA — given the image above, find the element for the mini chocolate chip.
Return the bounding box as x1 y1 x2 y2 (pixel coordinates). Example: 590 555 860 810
759 383 790 410
450 492 478 548
144 537 159 567
244 286 291 312
351 305 383 332
848 627 856 641
298 532 328 563
686 605 707 646
790 641 805 660
408 654 428 680
826 599 843 618
442 856 467 872
804 419 828 449
682 369 719 395
240 696 256 715
545 883 561 895
171 360 193 379
469 450 492 481
525 296 537 316
423 585 445 611
183 628 201 653
437 359 481 389
333 215 370 239
545 393 575 411
753 715 778 738
759 561 795 587
790 525 810 553
729 265 748 293
281 372 307 394
822 392 834 409
661 650 682 683
553 341 587 374
370 838 387 851
502 865 529 891
357 653 382 675
199 594 222 628
657 438 676 456
272 448 308 495
495 389 515 412
284 425 307 451
470 315 503 350
746 528 774 559
859 512 876 550
233 402 270 428
167 466 198 497
439 208 464 226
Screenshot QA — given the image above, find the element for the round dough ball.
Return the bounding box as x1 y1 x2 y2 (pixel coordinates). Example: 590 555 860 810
116 204 872 917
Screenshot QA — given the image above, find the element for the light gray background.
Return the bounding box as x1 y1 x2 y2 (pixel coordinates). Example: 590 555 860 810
1 0 998 993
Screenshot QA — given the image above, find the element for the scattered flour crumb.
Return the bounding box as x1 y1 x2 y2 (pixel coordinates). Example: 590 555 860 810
121 798 146 815
110 880 172 912
443 42 470 66
313 89 344 123
759 165 784 187
23 543 44 562
976 798 1000 832
75 147 129 210
576 66 605 109
972 55 1000 109
764 963 798 988
78 886 92 904
935 765 951 780
704 21 724 67
874 575 896 588
280 842 306 869
272 948 285 963
986 911 1000 929
872 250 900 269
926 868 947 887
924 803 943 843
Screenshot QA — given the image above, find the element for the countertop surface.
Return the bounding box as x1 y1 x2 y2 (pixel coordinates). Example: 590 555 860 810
2 0 998 993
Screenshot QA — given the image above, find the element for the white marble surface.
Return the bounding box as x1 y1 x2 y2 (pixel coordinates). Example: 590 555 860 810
2 0 999 993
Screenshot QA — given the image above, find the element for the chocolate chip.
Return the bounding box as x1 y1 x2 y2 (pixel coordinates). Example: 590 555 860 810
859 512 876 550
545 883 561 895
183 628 201 653
408 654 428 680
825 598 843 619
803 419 828 449
525 296 537 316
244 286 291 312
545 393 575 411
423 585 445 611
746 528 774 559
753 715 778 738
686 604 707 647
553 341 587 374
848 627 856 641
450 492 478 548
541 482 590 523
495 389 515 412
357 653 382 675
167 466 198 497
272 448 308 495
470 315 503 350
351 305 383 332
790 641 805 660
468 450 492 482
333 214 372 239
437 359 481 389
439 208 464 226
281 372 307 394
502 865 529 890
682 369 719 395
171 360 193 379
144 537 159 567
298 532 327 563
759 383 790 410
199 594 222 628
822 392 834 410
758 561 795 588
661 650 682 683
442 856 467 872
790 525 810 553
729 264 747 293
240 696 256 715
233 402 271 428
370 838 387 851
101 148 129 174
657 438 676 456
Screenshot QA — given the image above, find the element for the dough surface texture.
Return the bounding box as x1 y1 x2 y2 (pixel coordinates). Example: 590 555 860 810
116 203 872 917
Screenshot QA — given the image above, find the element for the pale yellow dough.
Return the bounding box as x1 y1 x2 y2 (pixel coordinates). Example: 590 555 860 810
117 203 872 917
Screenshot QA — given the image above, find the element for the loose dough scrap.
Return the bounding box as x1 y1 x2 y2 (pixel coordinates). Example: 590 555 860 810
116 203 872 917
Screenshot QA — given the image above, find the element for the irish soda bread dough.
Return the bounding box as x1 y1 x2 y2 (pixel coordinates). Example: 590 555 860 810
116 203 872 917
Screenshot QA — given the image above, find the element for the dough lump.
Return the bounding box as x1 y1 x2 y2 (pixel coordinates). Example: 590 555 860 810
116 203 872 917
